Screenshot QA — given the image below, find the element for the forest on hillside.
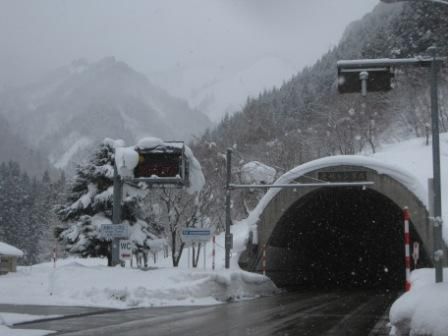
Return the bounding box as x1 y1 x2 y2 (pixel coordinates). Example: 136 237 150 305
189 2 448 226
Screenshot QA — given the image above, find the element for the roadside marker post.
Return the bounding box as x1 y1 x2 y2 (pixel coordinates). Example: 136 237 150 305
413 242 420 269
212 236 216 270
403 207 412 292
262 244 267 276
203 242 207 270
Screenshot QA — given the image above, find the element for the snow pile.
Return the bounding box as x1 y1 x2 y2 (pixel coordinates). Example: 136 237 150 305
0 210 277 309
115 147 139 178
373 135 448 242
0 242 24 257
136 137 164 149
241 161 276 185
184 145 205 194
389 269 448 336
0 258 277 309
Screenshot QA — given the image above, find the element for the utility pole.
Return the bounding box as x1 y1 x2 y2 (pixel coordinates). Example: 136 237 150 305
225 148 233 269
337 51 446 283
429 46 444 283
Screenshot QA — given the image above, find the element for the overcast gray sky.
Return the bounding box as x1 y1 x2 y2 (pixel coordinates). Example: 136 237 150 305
0 0 379 90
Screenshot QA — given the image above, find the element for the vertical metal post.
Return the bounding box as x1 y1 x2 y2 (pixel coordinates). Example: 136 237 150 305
429 46 444 283
112 164 123 266
203 243 206 270
428 178 435 217
225 148 233 269
360 71 369 97
212 236 216 270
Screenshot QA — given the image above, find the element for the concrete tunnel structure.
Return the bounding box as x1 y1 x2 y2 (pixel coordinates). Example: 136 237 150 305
239 156 445 290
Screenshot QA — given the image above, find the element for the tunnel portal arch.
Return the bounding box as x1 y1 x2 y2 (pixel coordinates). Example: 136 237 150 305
240 156 434 289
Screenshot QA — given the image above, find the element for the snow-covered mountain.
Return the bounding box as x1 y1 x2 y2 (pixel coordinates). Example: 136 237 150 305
151 56 299 122
0 57 211 170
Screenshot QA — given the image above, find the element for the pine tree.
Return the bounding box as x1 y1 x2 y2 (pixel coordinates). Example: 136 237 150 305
55 140 156 266
0 161 43 264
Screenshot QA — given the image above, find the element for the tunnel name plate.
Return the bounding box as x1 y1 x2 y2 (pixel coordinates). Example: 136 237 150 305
318 171 367 182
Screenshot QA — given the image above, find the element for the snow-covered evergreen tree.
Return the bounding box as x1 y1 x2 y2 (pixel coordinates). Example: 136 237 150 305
55 139 157 266
0 161 57 264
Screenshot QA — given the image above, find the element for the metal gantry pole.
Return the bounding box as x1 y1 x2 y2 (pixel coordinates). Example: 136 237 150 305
225 148 233 269
112 164 123 266
429 46 444 283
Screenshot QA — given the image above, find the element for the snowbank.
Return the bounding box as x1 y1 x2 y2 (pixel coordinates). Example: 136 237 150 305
0 242 24 257
389 269 448 336
373 135 448 242
0 212 276 309
0 312 56 336
0 257 277 309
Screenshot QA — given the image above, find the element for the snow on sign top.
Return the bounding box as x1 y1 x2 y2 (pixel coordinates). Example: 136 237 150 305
136 137 164 150
0 242 24 257
113 137 205 194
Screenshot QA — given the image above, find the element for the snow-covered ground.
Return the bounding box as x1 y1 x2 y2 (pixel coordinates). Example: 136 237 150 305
0 217 276 309
0 313 58 336
2 134 448 334
0 258 276 309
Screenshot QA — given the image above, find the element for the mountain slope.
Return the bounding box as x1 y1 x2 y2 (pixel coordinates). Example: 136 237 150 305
189 2 448 225
197 2 448 168
0 57 211 170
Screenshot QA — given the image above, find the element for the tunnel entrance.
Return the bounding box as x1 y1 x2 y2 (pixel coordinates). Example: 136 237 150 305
268 187 429 290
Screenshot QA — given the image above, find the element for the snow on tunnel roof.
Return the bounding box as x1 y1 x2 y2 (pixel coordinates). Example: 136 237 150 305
0 242 24 257
246 154 426 232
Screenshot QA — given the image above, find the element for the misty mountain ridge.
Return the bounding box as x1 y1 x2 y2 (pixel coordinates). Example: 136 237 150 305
0 57 211 171
150 55 299 122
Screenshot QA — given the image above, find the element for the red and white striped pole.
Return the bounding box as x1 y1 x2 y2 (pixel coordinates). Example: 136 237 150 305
403 207 411 292
212 236 216 271
262 244 267 276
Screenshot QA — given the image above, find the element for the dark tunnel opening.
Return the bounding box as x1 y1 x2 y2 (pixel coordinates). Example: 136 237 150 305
268 187 430 290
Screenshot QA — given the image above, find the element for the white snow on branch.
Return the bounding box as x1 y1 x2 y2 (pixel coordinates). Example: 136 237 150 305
241 161 276 185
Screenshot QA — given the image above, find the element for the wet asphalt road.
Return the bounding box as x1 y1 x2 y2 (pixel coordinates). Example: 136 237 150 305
13 290 397 336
